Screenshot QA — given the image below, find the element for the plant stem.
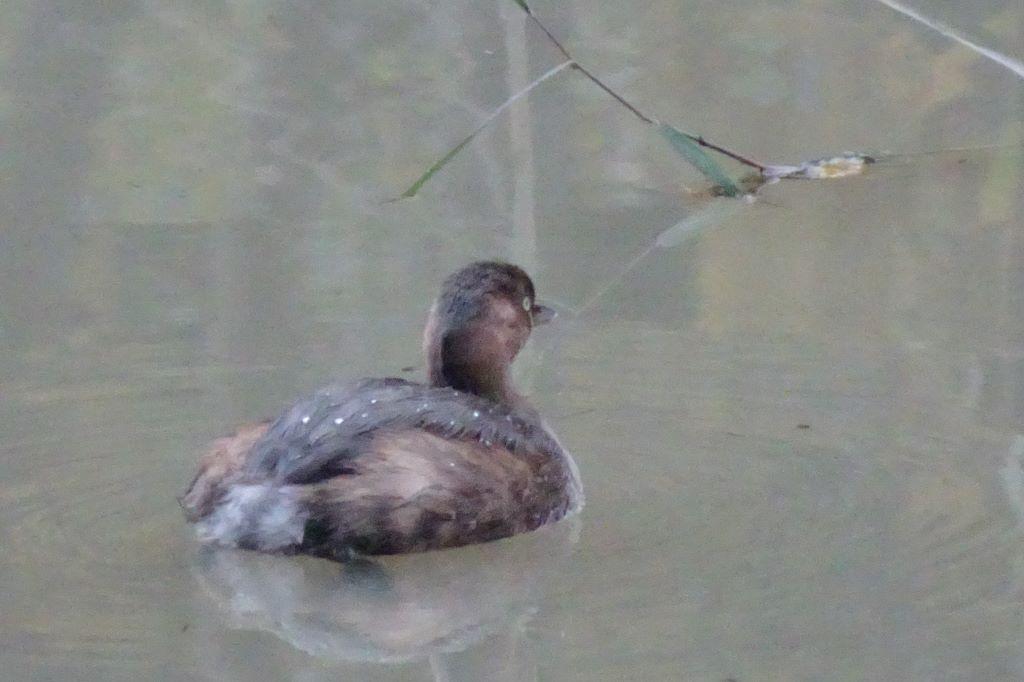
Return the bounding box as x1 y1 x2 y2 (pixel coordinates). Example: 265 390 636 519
396 60 573 199
571 62 656 125
521 8 654 125
693 136 767 173
521 7 573 61
515 2 766 173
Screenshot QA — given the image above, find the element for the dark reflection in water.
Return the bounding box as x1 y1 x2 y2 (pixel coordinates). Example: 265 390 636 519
193 520 578 681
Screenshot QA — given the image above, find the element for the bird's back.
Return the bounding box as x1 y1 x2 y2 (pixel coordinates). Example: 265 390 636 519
180 379 583 556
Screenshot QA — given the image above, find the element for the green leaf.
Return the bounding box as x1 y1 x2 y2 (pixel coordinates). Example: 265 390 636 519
396 61 572 199
658 123 741 197
399 134 475 199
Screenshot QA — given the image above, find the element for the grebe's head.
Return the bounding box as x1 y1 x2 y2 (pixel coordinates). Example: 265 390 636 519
423 261 554 403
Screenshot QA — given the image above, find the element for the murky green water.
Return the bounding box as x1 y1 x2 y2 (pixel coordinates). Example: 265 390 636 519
2 1 1023 680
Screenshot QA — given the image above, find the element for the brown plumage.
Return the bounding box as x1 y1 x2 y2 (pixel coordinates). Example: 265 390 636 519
179 421 271 522
179 262 583 558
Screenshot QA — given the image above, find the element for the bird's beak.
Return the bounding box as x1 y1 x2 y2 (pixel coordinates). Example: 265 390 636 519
531 303 556 325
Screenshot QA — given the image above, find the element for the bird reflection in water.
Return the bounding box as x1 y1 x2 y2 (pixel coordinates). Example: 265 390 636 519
192 518 579 681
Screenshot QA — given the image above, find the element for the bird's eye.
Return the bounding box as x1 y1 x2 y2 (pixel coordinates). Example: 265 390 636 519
522 296 531 311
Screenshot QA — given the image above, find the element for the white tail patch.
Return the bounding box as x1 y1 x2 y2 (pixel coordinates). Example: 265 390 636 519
196 484 307 552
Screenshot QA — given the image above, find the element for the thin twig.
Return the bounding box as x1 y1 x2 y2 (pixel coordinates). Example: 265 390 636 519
514 1 767 173
872 0 1024 80
572 63 656 125
521 4 655 125
396 59 574 199
523 9 573 62
694 136 767 173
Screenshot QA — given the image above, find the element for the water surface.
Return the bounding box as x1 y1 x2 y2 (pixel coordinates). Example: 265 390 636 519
2 1 1024 680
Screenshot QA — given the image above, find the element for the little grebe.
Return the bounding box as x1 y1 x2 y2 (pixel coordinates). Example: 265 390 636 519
180 262 583 558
